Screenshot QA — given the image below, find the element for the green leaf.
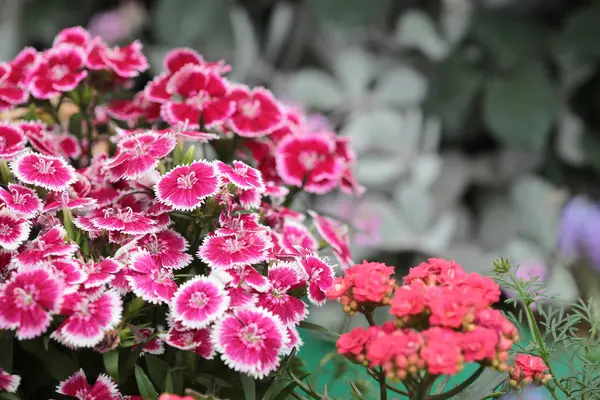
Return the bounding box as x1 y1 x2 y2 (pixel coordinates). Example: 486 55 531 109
103 350 119 382
240 373 256 400
164 370 174 394
119 344 146 385
309 0 389 28
0 332 13 371
262 377 296 400
19 339 77 381
298 321 340 339
0 393 21 400
455 368 507 399
135 365 158 400
145 354 170 392
69 113 83 139
373 66 427 107
472 9 544 69
395 10 448 60
182 145 197 165
349 381 365 399
483 62 558 151
426 49 483 136
552 7 600 71
279 70 344 111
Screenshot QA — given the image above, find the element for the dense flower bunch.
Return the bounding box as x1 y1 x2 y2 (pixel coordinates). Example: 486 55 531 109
328 259 519 390
509 354 552 389
0 26 360 398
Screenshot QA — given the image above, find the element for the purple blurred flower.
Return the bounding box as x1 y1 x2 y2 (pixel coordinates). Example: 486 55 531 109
502 387 551 400
504 260 549 310
88 11 129 43
558 196 600 271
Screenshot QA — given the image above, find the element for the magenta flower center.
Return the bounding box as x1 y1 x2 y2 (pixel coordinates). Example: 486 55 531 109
239 323 265 347
176 172 198 189
189 291 209 308
50 64 70 80
240 99 260 118
12 188 33 205
34 158 57 175
0 223 13 236
298 152 323 170
13 287 36 308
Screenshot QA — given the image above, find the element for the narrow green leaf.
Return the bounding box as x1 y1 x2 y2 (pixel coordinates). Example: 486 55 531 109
171 368 184 395
119 345 145 385
349 381 364 398
145 354 170 392
69 113 83 138
19 339 77 381
0 393 21 400
103 350 119 382
134 365 158 400
182 145 196 165
298 321 340 339
164 370 174 393
261 377 295 400
240 373 256 400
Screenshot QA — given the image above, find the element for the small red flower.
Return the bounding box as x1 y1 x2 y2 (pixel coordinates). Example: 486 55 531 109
227 85 284 137
337 326 370 357
390 284 425 318
27 44 87 99
0 367 20 393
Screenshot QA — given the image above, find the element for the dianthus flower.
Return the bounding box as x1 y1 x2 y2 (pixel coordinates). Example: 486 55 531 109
0 368 20 393
57 369 121 400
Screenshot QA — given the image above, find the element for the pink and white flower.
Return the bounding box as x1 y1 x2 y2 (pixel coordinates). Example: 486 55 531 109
0 267 63 339
43 191 97 213
80 258 122 289
198 230 271 269
132 327 165 356
280 219 318 255
0 368 20 393
104 132 177 181
299 255 335 306
212 307 287 379
257 263 308 325
309 210 352 268
0 123 26 159
228 264 269 292
275 133 345 194
27 44 87 99
126 250 178 304
0 63 28 110
87 39 148 78
11 152 77 191
0 209 32 250
0 183 42 218
161 65 234 129
282 325 303 354
15 225 77 266
227 86 284 137
56 369 121 400
53 26 91 48
52 290 122 348
50 259 88 293
90 207 156 235
217 160 266 191
155 160 219 211
138 230 192 269
170 275 230 329
161 323 215 359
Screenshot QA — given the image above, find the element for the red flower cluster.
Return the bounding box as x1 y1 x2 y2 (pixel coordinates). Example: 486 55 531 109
329 258 519 381
509 354 552 388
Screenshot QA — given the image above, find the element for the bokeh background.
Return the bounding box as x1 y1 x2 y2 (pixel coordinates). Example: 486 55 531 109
4 0 600 397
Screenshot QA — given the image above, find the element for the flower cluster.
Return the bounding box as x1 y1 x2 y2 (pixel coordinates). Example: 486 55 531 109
329 259 519 383
0 25 358 397
509 354 552 389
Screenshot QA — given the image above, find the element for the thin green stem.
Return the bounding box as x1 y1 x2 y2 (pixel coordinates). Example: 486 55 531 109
480 392 506 399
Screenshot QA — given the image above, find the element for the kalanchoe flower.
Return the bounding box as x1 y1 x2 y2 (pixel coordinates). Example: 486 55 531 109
126 250 178 304
198 230 272 269
0 209 32 250
56 369 121 400
0 123 26 159
11 152 77 191
0 183 42 218
212 307 287 379
509 354 552 388
155 160 220 211
170 275 230 329
227 85 284 137
161 64 234 129
257 262 308 325
421 327 463 375
51 290 122 348
0 368 20 393
0 267 63 339
27 44 87 99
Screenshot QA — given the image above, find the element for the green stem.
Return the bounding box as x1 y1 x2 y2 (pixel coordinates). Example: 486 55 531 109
367 370 409 397
480 392 506 399
424 365 484 400
508 275 570 397
363 312 387 400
